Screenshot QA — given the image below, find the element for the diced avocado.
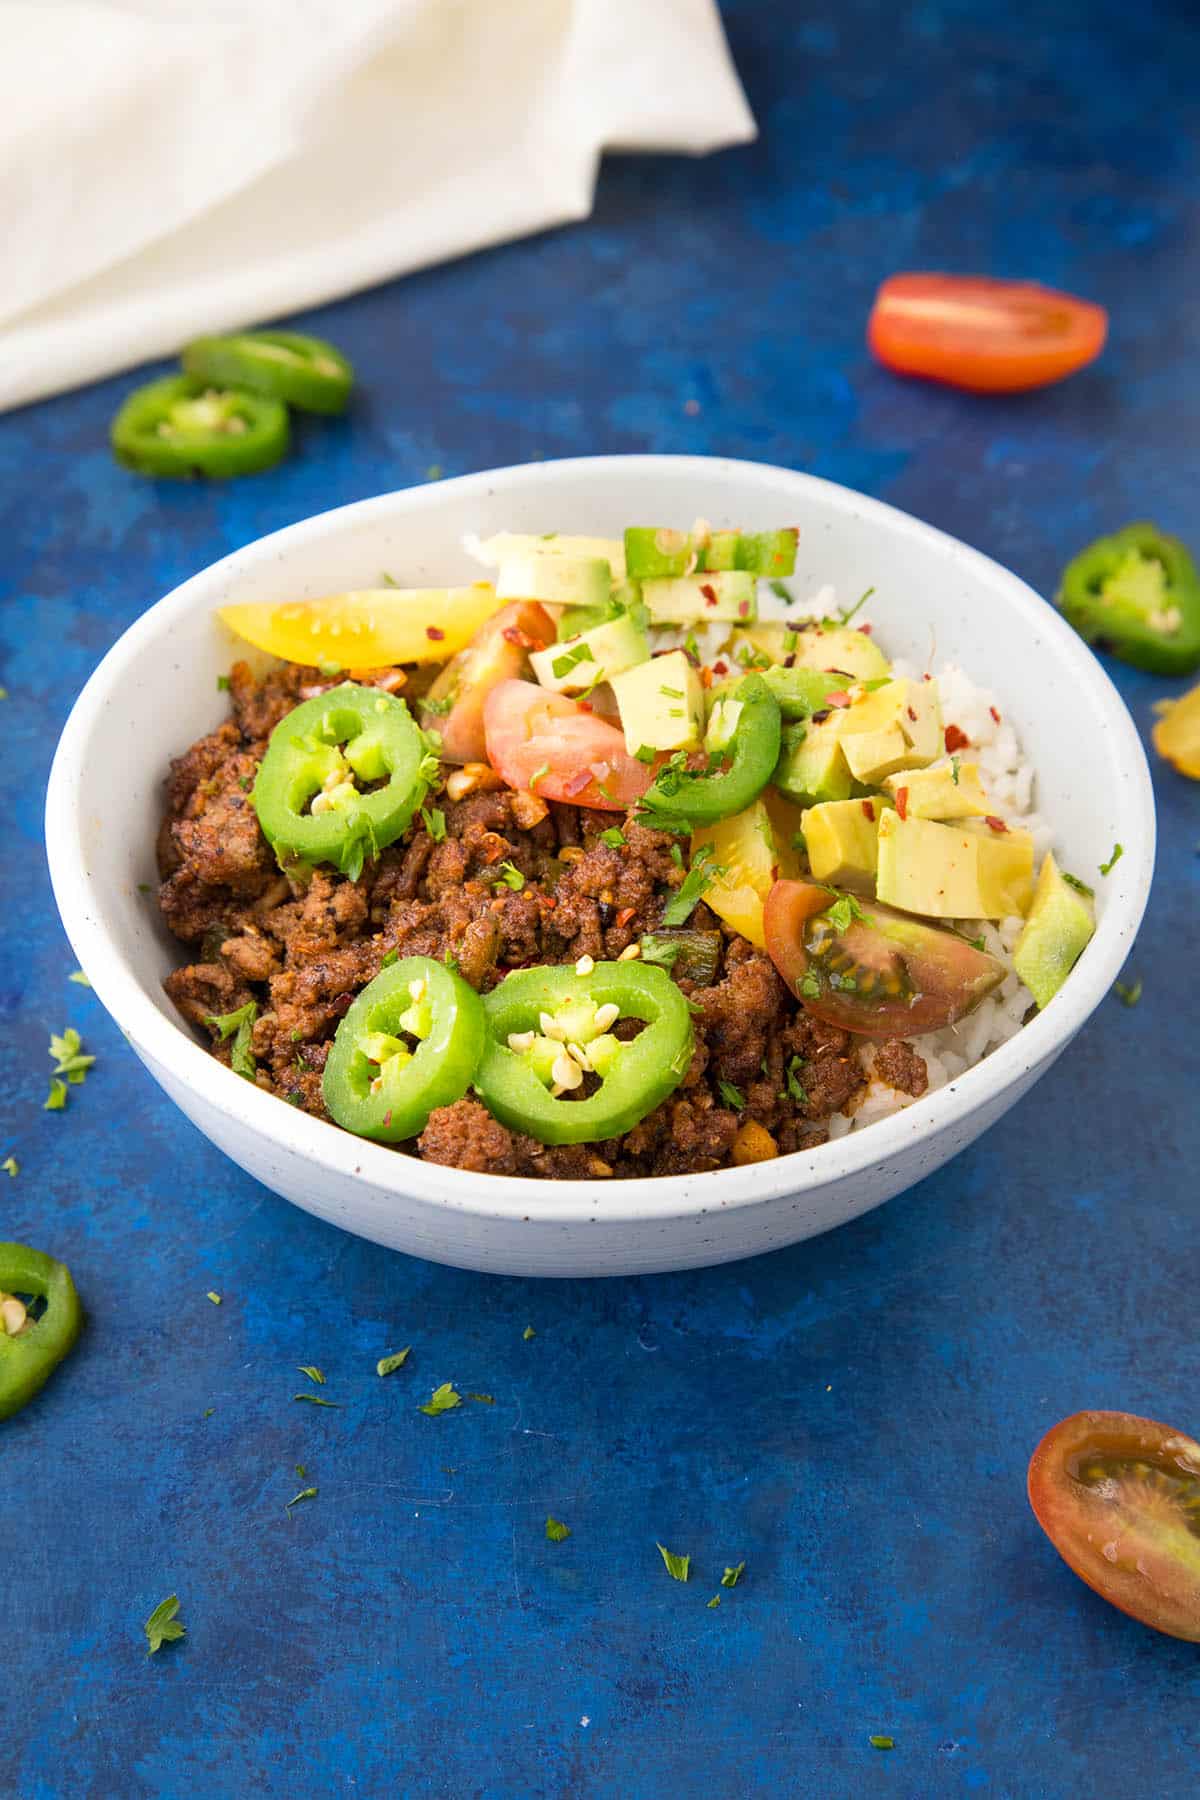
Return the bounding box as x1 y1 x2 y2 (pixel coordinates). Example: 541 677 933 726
697 529 739 571
529 612 648 695
730 529 798 576
471 533 626 580
881 760 990 820
801 798 881 890
642 571 758 626
837 679 943 781
624 528 694 579
1012 853 1096 1007
772 716 853 806
876 814 1035 919
762 665 845 719
496 555 612 608
611 649 704 754
792 624 890 683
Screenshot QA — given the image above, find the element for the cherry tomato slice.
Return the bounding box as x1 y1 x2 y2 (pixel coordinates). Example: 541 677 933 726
868 273 1108 394
1028 1411 1200 1643
483 679 653 811
762 879 1006 1037
420 602 553 764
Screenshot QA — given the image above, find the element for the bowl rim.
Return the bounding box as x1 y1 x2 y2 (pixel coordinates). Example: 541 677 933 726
46 454 1155 1227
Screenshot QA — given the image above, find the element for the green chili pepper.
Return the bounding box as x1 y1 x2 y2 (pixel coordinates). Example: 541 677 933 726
110 375 290 479
0 1243 82 1420
637 674 782 830
182 330 354 415
1056 522 1200 675
253 683 434 881
760 665 847 719
473 961 693 1145
323 957 486 1143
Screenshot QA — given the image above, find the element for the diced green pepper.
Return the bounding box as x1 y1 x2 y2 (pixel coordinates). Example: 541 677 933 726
183 330 354 414
1057 522 1200 675
636 674 782 830
110 375 290 479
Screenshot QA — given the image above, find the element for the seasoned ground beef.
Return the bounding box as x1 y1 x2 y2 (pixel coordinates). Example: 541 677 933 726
157 661 930 1178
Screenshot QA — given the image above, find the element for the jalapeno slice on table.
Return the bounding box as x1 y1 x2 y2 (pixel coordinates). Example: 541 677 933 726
637 674 782 830
323 957 486 1142
110 375 290 479
253 682 434 881
183 330 354 415
0 1243 82 1420
1057 521 1200 675
474 962 694 1145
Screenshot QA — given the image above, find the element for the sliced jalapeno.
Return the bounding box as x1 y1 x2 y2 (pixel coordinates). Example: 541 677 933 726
474 961 694 1145
110 375 290 479
0 1242 82 1420
253 682 434 880
183 331 354 415
636 674 782 831
323 957 486 1142
1057 522 1200 675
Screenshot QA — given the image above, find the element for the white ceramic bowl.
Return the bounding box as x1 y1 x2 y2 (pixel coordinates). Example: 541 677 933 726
46 456 1153 1276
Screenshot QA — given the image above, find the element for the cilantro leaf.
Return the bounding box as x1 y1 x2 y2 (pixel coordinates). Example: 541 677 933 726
496 862 525 891
662 845 726 928
824 892 867 934
43 1078 68 1112
1113 977 1142 1008
467 1392 495 1405
419 1382 462 1417
376 1347 411 1377
717 1080 745 1111
545 1516 572 1542
144 1594 186 1656
421 806 447 843
68 970 91 987
1099 841 1124 876
286 1487 318 1511
522 1326 536 1341
656 1543 691 1582
784 1057 808 1104
599 827 626 849
870 1736 895 1751
720 1561 745 1587
204 1001 257 1080
799 971 820 1000
380 949 399 968
297 1365 325 1384
2 1156 17 1178
707 1594 721 1608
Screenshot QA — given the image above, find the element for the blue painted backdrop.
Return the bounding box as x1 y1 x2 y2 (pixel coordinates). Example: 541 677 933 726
3 2 1198 1794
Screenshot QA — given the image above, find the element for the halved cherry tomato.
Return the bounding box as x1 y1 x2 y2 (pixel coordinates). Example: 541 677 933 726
218 584 504 669
419 602 553 764
1028 1411 1200 1643
868 273 1108 394
483 679 653 811
762 879 1006 1037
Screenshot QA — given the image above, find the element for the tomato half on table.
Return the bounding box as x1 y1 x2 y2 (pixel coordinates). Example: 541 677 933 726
483 679 653 810
868 273 1108 393
1027 1410 1200 1643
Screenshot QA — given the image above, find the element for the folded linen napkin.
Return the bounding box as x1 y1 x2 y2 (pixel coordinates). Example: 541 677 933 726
0 0 755 411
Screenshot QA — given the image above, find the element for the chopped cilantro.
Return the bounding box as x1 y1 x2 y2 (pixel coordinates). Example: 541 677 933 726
799 971 820 1000
426 464 443 481
49 1027 95 1083
963 934 987 953
599 827 626 849
295 1464 307 1478
444 952 461 973
768 580 792 604
656 1544 691 1582
419 1382 462 1417
634 744 657 765
662 845 725 928
467 1392 495 1405
717 1080 745 1111
721 1561 745 1587
1113 977 1142 1008
640 935 681 970
216 674 231 692
202 1408 214 1419
496 862 525 891
522 1326 536 1341
286 1487 318 1511
1062 871 1095 898
376 1347 411 1377
206 1291 221 1306
293 1394 340 1408
43 1078 68 1112
545 1516 572 1542
137 882 153 894
144 1594 186 1656
420 694 453 716
421 806 447 843
297 1365 325 1384
2 1156 17 1178
204 1002 258 1079
684 631 701 662
670 843 684 867
824 893 866 934
551 642 595 679
1099 842 1124 876
68 969 91 987
707 1594 721 1608
380 949 399 968
869 1736 894 1751
784 1057 808 1104
659 685 685 700
950 757 961 786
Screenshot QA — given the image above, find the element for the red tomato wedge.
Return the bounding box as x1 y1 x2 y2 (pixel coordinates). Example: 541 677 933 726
762 879 1006 1037
868 273 1108 394
1028 1411 1200 1643
483 679 653 811
419 601 553 765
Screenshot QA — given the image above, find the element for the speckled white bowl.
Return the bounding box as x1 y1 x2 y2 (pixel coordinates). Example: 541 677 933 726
46 456 1153 1275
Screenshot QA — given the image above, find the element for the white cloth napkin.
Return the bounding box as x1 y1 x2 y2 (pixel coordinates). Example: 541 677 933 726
1 0 755 412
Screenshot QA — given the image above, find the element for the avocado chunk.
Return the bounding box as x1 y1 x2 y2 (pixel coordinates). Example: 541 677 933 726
472 533 626 580
642 570 758 626
495 554 612 609
1012 853 1096 1007
881 760 990 819
773 716 853 806
801 798 881 889
611 648 704 754
838 679 943 782
876 813 1035 919
529 611 648 694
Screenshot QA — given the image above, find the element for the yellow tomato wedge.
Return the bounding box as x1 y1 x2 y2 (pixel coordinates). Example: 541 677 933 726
692 792 806 947
218 583 503 668
1153 682 1200 779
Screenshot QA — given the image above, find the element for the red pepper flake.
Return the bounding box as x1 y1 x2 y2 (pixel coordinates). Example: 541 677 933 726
824 690 852 709
989 705 1001 724
811 709 831 725
426 626 445 641
861 800 875 821
502 625 544 651
700 666 713 689
895 787 909 821
615 906 637 929
563 766 594 798
737 599 750 618
712 660 728 676
330 992 355 1018
578 700 593 713
922 672 932 682
541 894 556 909
906 705 918 723
382 1110 392 1128
985 814 1009 833
859 622 873 635
700 583 718 609
944 723 969 754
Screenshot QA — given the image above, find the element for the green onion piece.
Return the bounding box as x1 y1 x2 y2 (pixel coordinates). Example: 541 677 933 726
297 1365 325 1384
68 970 92 987
1099 841 1124 876
286 1487 319 1511
293 1394 340 1407
522 1326 536 1341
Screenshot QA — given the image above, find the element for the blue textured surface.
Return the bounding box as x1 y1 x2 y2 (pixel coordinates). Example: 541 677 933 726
3 2 1199 1793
